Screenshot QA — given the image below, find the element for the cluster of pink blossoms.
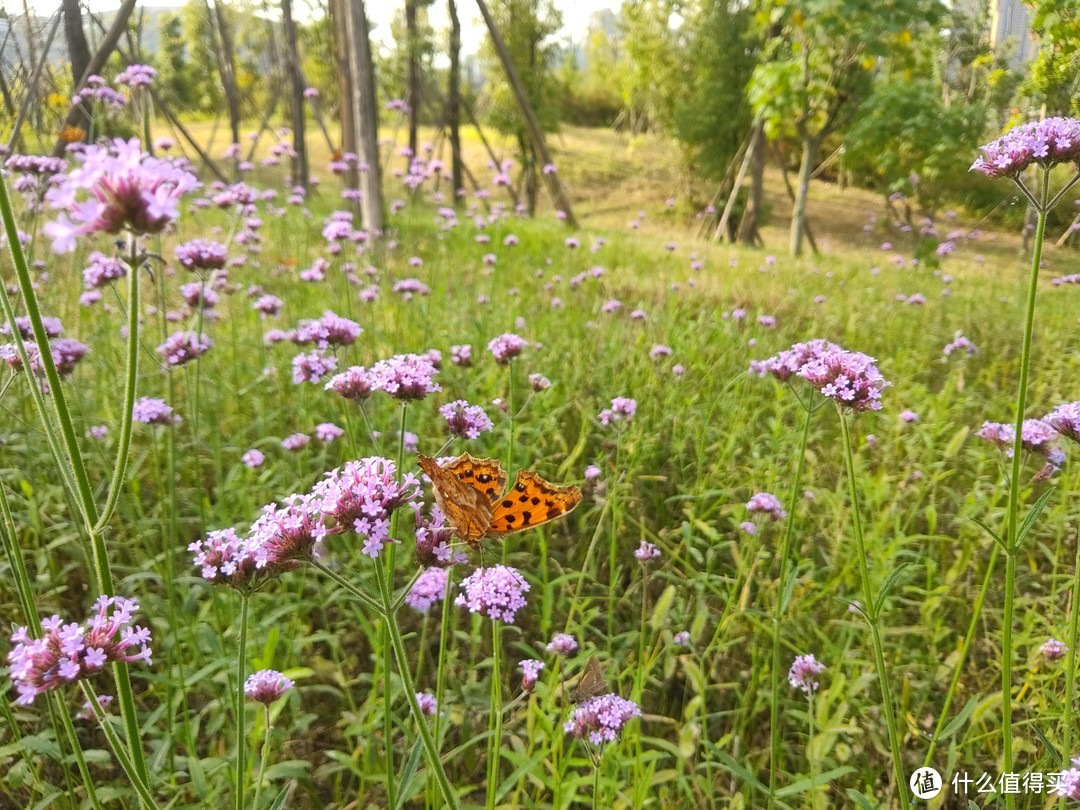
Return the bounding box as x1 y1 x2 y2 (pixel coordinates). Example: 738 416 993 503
455 565 530 623
8 596 152 705
970 117 1080 179
564 693 641 746
43 138 200 252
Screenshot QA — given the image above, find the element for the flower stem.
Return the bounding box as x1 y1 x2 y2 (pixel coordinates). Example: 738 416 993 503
769 402 815 806
592 760 601 810
922 542 999 767
309 558 384 613
808 693 816 808
839 412 909 810
0 173 149 790
1063 537 1080 765
94 238 141 531
383 402 409 809
1001 166 1050 803
252 706 273 810
235 595 250 810
374 563 461 809
431 568 454 807
487 618 503 810
80 683 159 809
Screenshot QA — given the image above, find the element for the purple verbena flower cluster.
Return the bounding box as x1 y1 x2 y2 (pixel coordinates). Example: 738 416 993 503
971 117 1080 179
564 693 641 745
8 596 152 705
440 400 493 439
244 669 294 704
788 653 825 695
454 565 530 623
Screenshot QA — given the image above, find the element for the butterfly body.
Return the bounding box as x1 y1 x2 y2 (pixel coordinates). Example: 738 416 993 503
417 453 582 549
569 656 609 702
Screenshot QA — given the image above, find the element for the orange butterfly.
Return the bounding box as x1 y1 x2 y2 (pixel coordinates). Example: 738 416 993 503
417 453 582 550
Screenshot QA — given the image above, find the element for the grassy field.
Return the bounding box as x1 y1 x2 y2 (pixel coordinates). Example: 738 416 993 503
2 117 1080 809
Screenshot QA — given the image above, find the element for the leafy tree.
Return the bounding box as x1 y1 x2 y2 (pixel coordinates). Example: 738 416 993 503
1023 0 1080 115
481 0 564 214
672 0 756 181
748 0 943 255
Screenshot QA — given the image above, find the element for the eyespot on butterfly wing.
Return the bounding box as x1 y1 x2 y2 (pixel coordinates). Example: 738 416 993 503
486 469 582 537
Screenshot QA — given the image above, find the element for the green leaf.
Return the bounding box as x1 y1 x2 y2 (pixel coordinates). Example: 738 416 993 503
970 517 1007 553
873 562 912 617
1030 723 1060 762
938 695 979 741
845 789 876 809
1015 486 1056 549
394 739 425 810
776 766 856 797
651 584 676 631
268 782 295 810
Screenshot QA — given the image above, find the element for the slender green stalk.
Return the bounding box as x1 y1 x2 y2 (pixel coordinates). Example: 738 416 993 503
79 683 159 809
769 400 815 805
839 413 909 810
0 172 150 790
235 595 250 810
252 706 273 810
50 692 102 810
807 693 816 809
431 568 455 808
373 563 462 809
1001 168 1050 803
309 558 384 613
383 402 409 809
93 239 141 531
923 543 1000 767
593 760 601 810
487 618 503 810
1064 538 1080 764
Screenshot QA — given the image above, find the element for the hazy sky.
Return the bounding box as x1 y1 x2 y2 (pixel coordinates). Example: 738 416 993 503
7 0 620 51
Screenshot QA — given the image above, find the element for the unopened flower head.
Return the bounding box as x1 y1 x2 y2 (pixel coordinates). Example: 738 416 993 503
311 458 421 557
943 333 977 357
451 344 472 367
563 693 641 746
440 400 493 439
788 654 825 695
598 396 637 426
8 596 153 705
43 137 200 252
416 691 438 716
798 350 889 412
244 669 294 704
746 492 785 521
547 632 578 655
488 333 528 364
634 541 661 562
520 659 545 692
1041 638 1069 661
82 251 127 288
157 331 212 367
454 565 530 623
175 239 228 271
325 365 376 401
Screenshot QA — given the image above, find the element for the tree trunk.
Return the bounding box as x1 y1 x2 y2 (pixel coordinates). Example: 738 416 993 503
344 0 384 232
207 0 241 162
61 0 91 136
473 0 577 226
50 0 138 156
281 0 309 189
405 0 419 157
331 0 359 189
790 136 818 257
447 0 463 198
737 119 765 245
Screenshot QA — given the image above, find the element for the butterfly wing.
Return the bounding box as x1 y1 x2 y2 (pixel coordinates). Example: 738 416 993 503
570 656 609 702
441 453 507 505
487 470 582 537
417 454 493 545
